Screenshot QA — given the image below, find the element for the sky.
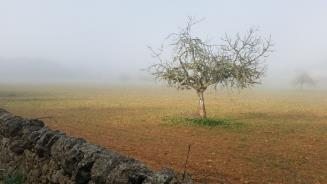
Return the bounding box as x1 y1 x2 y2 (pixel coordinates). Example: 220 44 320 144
0 0 326 88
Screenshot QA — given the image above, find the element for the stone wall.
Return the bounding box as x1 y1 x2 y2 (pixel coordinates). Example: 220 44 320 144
0 109 192 184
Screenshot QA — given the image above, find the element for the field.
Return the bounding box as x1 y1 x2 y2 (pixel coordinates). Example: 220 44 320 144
1 85 327 184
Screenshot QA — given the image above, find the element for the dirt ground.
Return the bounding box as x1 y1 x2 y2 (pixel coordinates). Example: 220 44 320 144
1 85 327 183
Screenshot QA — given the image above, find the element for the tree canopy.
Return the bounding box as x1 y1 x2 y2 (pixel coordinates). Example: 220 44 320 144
150 19 272 92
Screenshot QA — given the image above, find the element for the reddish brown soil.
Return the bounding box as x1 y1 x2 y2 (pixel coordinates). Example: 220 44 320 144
46 118 327 184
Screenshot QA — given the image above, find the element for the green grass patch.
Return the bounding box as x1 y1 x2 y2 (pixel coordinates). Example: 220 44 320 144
185 118 231 126
163 116 244 129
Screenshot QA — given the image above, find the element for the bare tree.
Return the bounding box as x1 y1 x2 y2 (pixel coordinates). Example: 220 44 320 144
149 18 273 118
292 72 316 90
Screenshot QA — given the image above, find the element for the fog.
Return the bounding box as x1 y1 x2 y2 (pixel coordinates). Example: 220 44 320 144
1 0 326 88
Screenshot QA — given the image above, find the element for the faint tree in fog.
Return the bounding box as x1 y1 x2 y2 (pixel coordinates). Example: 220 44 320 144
292 72 316 90
149 18 273 118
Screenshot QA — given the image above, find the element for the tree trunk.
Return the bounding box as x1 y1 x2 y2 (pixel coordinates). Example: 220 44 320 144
197 91 206 119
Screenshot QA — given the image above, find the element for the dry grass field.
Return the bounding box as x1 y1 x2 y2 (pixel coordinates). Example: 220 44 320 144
1 85 327 183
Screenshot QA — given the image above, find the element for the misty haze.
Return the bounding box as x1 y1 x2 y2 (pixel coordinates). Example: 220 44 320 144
1 1 327 184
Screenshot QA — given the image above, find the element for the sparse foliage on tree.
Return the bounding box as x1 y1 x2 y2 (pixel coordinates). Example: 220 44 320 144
149 18 273 118
292 72 316 90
